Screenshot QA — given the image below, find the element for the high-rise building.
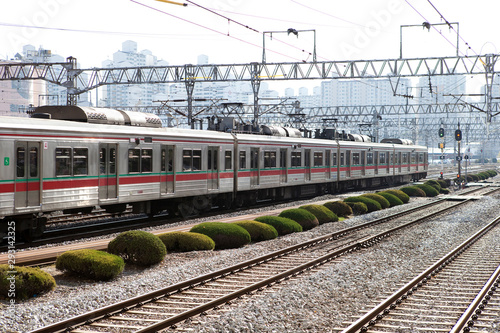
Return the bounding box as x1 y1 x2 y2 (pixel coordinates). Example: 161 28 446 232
101 40 168 108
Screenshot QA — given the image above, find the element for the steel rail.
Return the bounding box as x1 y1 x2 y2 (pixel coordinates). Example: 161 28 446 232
341 214 500 333
29 198 469 333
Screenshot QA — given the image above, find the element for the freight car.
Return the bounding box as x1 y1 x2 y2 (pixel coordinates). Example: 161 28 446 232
0 106 427 240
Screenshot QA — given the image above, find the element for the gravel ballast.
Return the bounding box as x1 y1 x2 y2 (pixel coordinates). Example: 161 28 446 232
1 191 499 332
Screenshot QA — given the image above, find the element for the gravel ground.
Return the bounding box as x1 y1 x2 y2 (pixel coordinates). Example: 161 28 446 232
1 188 499 332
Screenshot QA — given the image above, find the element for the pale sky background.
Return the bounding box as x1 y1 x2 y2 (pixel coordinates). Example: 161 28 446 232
1 0 499 94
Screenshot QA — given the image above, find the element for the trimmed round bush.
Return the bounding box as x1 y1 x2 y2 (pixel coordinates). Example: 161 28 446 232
346 201 368 215
414 184 439 197
323 201 353 218
400 186 426 197
299 204 338 224
344 196 381 212
279 208 319 230
254 216 303 235
232 220 278 242
440 188 450 194
361 193 390 209
158 231 215 252
381 189 410 203
56 249 124 281
436 179 448 189
376 192 403 207
0 264 56 300
108 230 167 266
424 180 441 192
190 222 251 250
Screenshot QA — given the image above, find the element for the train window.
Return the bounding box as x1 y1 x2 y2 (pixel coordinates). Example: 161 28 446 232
291 151 301 167
411 153 416 164
110 148 116 174
225 151 232 170
141 149 153 173
55 148 72 176
340 153 344 166
250 149 259 169
100 148 106 174
352 152 360 165
402 153 408 164
73 148 88 175
379 152 386 164
193 150 201 171
419 153 424 163
264 151 276 168
367 152 373 165
128 149 141 173
239 151 246 169
16 147 25 178
183 149 193 171
333 152 337 166
183 149 201 171
313 152 323 167
29 147 38 177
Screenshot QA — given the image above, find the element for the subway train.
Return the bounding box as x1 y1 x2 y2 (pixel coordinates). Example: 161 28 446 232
0 106 428 240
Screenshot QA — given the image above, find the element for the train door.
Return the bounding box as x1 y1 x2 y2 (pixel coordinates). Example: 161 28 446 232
161 145 175 194
279 148 287 184
250 148 259 186
15 142 40 208
398 152 402 173
361 151 366 176
207 147 219 190
325 150 331 179
374 151 379 175
99 144 117 200
346 150 351 177
304 149 311 181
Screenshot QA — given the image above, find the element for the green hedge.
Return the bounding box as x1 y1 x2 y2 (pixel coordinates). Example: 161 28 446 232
108 230 167 266
424 180 441 192
56 249 124 281
346 201 368 215
400 186 426 197
190 222 251 250
158 231 215 252
0 264 56 300
254 216 303 235
380 189 410 203
299 204 338 224
414 184 439 197
323 201 353 218
376 192 403 207
232 220 278 242
279 208 319 230
361 193 390 209
344 196 381 212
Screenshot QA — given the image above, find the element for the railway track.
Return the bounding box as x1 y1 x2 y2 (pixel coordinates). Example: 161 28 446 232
337 213 500 333
29 188 491 333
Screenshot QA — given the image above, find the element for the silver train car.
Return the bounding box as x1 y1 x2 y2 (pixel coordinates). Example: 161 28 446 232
0 106 428 240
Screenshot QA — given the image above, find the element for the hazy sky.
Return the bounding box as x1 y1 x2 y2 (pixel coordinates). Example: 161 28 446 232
1 0 499 94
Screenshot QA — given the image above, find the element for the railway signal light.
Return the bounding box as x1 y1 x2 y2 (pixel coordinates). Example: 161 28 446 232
440 171 443 179
438 142 445 149
438 128 444 137
455 129 462 141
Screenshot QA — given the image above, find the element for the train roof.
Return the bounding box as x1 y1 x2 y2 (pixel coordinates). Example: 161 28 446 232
0 115 427 150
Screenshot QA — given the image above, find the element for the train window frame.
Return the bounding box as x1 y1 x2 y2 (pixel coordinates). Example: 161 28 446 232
182 148 202 172
340 152 345 166
16 147 25 178
352 152 360 166
379 152 386 164
29 147 38 177
332 152 337 166
239 150 246 169
291 151 302 167
225 150 232 170
128 148 141 173
264 151 277 168
141 148 153 173
313 152 323 167
367 152 374 165
55 147 72 176
73 148 88 176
